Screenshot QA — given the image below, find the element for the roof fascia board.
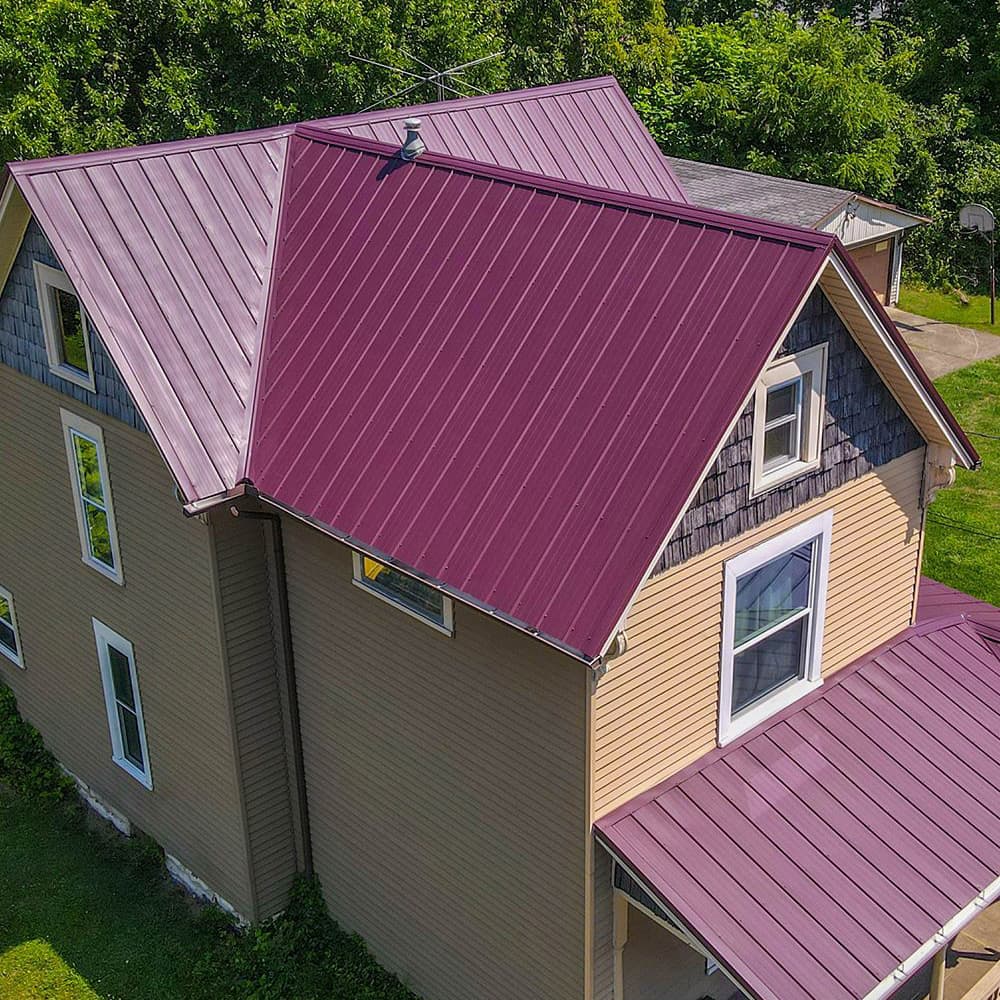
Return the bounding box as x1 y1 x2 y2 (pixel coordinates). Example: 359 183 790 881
0 176 32 293
825 249 978 468
814 197 930 232
594 837 766 1000
594 257 829 659
239 137 291 479
293 125 832 250
250 490 598 667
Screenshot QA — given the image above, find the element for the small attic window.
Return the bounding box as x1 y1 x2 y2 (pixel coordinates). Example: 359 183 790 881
33 261 95 391
352 552 453 636
751 344 827 495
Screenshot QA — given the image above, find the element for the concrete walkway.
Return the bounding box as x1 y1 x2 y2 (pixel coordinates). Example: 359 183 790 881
888 307 1000 379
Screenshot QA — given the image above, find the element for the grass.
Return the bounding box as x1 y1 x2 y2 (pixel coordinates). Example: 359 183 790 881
898 285 1000 335
0 793 216 1000
0 787 418 1000
923 355 1000 605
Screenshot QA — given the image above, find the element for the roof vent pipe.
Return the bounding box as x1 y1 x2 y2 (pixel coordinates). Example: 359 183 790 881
400 118 425 161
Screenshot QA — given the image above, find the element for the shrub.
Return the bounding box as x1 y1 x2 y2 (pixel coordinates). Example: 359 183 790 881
0 684 75 801
196 875 418 1000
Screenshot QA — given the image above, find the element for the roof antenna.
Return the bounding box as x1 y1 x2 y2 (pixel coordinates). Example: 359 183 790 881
349 49 503 114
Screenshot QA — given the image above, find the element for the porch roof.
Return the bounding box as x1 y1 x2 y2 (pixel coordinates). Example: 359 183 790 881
596 603 1000 1000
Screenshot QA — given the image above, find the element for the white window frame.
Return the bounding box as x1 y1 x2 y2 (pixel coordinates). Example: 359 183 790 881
719 510 833 745
351 551 454 636
0 584 24 668
750 343 828 496
60 409 124 585
33 261 96 392
93 618 152 789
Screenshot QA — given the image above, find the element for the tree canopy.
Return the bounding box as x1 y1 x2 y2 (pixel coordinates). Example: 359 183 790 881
1 0 996 289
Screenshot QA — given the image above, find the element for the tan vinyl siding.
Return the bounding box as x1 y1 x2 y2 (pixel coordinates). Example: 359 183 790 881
210 510 297 919
592 846 616 1000
0 365 252 913
283 518 590 1000
593 447 925 818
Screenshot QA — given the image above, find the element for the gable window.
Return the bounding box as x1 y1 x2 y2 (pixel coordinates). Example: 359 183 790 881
719 510 832 744
93 619 151 788
0 586 23 667
352 552 454 635
751 344 827 495
33 261 95 391
61 409 123 584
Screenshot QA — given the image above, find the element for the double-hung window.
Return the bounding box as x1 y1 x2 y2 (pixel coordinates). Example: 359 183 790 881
751 344 827 495
61 410 123 584
719 510 832 743
93 619 151 788
33 261 95 391
352 552 454 635
0 585 23 667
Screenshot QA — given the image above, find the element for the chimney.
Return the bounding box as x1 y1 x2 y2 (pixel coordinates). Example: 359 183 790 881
400 118 425 161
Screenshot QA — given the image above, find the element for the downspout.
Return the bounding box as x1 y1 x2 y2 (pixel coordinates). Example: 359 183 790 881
231 504 314 878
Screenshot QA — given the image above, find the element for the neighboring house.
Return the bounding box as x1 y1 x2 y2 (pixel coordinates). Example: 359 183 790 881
0 76 995 1000
666 156 928 306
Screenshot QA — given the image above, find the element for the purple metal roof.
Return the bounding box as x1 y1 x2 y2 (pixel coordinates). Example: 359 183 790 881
11 133 286 497
918 576 1000 628
245 127 833 660
597 613 1000 1000
8 77 684 502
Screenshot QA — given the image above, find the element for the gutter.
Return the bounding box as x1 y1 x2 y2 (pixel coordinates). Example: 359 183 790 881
230 503 313 879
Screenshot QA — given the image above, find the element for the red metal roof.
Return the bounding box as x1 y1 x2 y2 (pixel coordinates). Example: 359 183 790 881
245 127 833 659
597 612 1000 1000
8 77 684 502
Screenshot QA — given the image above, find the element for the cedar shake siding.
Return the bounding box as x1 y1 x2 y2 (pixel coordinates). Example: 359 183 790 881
0 219 144 431
209 509 299 919
591 447 925 819
659 287 923 572
0 365 251 913
282 518 590 1000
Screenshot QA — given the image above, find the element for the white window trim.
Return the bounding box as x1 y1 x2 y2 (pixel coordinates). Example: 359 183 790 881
750 343 828 497
719 510 833 745
33 260 96 392
93 618 152 789
351 551 454 637
60 408 124 585
0 584 24 668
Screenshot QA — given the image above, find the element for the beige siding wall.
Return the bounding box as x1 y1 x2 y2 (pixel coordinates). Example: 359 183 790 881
210 510 298 919
592 447 925 818
0 365 252 913
283 518 590 1000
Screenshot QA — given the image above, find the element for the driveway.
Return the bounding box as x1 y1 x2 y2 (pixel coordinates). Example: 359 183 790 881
888 307 1000 379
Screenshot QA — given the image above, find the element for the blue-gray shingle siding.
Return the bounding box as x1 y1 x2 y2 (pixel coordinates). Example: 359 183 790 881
0 218 144 431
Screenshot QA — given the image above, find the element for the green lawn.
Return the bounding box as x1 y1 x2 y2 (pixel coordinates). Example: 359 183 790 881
923 355 1000 605
0 793 216 1000
898 285 1000 335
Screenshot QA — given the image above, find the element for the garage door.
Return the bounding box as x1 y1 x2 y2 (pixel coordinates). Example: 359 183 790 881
850 238 893 303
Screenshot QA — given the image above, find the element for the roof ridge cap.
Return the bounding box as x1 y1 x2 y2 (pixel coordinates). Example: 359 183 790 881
290 125 836 249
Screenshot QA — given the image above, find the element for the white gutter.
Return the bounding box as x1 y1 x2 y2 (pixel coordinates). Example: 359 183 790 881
863 874 1000 1000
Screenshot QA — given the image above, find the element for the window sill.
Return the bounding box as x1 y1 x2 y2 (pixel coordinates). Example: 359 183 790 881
49 362 95 393
750 457 822 499
111 754 153 790
719 675 822 746
82 555 124 587
0 644 23 669
351 578 454 637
